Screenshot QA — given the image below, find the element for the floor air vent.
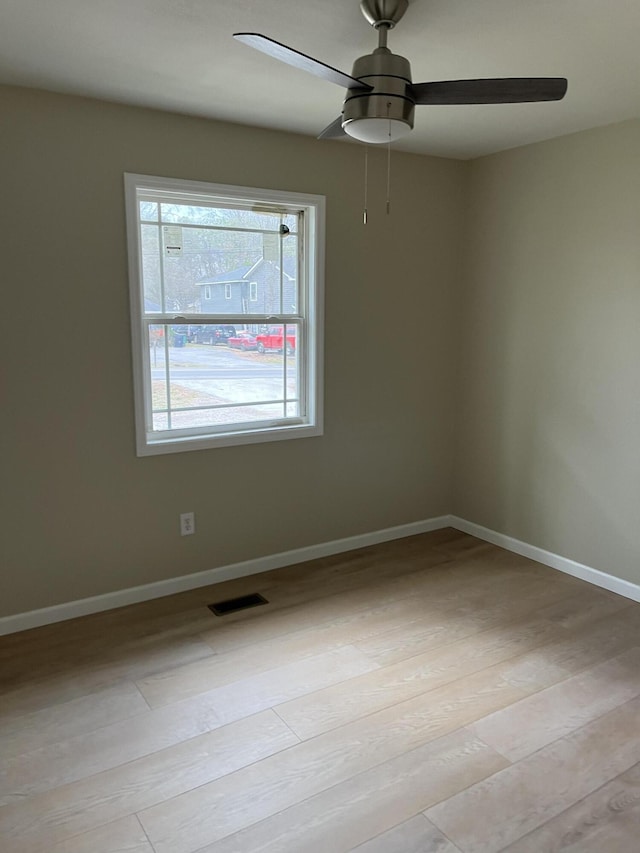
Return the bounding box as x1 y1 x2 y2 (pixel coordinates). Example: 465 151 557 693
208 593 269 616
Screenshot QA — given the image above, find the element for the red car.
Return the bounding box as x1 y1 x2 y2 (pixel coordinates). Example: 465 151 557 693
256 326 297 355
227 331 258 351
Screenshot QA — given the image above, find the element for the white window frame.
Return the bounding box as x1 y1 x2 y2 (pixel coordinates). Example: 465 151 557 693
125 173 325 455
204 285 211 300
224 283 232 300
250 281 258 302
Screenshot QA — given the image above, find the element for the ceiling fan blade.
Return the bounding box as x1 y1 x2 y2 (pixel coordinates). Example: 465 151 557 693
318 116 346 140
411 78 568 105
233 33 372 90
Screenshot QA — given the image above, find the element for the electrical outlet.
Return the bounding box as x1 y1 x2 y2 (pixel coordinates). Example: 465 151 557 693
180 512 195 536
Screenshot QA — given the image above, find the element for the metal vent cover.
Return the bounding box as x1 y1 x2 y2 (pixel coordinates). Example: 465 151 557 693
208 593 269 616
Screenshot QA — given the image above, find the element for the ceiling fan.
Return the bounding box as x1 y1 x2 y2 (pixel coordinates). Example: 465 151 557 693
234 0 568 145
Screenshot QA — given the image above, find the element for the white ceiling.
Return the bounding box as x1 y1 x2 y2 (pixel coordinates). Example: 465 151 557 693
1 0 639 159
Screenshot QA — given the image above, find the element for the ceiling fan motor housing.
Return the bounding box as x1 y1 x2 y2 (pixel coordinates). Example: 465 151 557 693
342 49 415 138
360 0 409 29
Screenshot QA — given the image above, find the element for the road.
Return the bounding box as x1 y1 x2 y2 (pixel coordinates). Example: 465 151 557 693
149 344 296 380
151 367 289 379
149 343 298 413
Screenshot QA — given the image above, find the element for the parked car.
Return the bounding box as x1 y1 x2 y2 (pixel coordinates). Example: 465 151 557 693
227 331 258 351
256 326 297 355
172 324 200 343
194 325 237 345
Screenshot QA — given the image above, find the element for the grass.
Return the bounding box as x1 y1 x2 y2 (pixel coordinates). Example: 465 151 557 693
152 382 223 410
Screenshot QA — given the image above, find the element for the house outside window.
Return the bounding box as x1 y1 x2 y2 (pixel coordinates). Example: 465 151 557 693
125 174 324 455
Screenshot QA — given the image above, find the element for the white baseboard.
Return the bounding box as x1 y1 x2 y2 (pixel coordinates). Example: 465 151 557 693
4 513 638 637
0 516 451 636
448 515 640 603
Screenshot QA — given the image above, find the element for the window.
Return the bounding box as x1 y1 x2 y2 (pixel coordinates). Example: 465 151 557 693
125 174 324 455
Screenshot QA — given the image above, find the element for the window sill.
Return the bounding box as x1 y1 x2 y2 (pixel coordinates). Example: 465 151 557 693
136 422 324 456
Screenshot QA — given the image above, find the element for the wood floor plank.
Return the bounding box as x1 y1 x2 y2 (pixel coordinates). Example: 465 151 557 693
0 606 217 686
508 604 640 681
350 815 462 853
199 572 462 657
0 646 374 803
49 815 153 853
1 634 217 718
0 682 148 759
136 626 373 708
423 530 493 560
276 612 566 739
503 761 640 852
425 694 640 852
197 552 546 657
538 588 631 630
197 731 501 853
138 569 550 709
195 532 584 660
353 579 578 668
0 710 297 853
137 662 530 853
471 646 640 762
188 532 456 632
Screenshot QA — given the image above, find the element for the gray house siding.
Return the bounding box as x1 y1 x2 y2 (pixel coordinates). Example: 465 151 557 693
197 259 297 316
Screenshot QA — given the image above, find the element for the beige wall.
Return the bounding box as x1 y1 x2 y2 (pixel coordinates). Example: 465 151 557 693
4 83 637 621
454 119 640 585
0 86 466 618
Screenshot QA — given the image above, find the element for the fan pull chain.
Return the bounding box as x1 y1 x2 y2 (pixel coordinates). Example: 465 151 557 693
363 144 369 225
386 102 392 215
386 140 392 215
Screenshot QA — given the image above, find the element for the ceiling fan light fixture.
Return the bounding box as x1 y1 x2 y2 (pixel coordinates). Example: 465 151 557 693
342 116 412 144
341 49 414 144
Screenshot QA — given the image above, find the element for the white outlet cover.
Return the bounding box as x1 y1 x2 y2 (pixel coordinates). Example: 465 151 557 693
180 512 195 536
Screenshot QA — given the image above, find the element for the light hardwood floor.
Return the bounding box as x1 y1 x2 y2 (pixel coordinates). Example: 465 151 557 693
1 529 639 852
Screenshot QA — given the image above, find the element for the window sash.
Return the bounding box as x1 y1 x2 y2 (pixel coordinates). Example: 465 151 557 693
142 320 305 435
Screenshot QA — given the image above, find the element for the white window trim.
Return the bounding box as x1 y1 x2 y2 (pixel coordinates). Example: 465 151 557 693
250 281 258 301
224 283 232 300
125 173 325 456
204 285 211 300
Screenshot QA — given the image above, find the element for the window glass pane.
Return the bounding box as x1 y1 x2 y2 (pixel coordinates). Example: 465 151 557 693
162 227 263 315
139 201 158 221
282 234 299 315
141 221 299 316
141 225 161 312
148 324 301 432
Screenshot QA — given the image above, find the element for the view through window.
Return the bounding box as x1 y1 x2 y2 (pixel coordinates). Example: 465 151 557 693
125 175 324 454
